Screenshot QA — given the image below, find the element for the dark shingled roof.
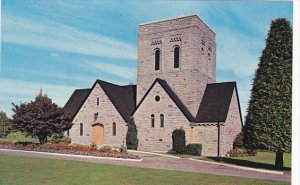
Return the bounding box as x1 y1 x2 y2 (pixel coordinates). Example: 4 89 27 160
64 88 90 119
132 79 194 121
195 82 237 122
64 80 136 122
97 80 136 122
65 79 241 124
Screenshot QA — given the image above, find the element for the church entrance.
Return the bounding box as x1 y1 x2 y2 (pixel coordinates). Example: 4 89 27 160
92 123 104 146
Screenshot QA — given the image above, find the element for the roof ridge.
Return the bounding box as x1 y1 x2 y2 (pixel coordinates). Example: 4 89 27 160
208 81 236 85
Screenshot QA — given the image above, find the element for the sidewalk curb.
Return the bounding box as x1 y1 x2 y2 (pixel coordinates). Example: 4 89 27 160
0 149 143 162
188 158 284 175
128 150 180 159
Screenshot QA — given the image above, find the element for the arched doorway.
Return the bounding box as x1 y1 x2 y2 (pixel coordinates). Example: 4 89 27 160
92 123 104 146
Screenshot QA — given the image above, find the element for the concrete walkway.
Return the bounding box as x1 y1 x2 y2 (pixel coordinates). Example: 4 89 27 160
0 149 290 182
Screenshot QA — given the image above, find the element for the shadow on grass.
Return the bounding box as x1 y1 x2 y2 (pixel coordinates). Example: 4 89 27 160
206 157 291 171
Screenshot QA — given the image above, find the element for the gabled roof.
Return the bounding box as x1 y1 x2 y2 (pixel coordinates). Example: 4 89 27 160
97 80 136 122
195 82 240 123
132 78 194 121
132 79 242 124
64 80 136 122
64 88 90 119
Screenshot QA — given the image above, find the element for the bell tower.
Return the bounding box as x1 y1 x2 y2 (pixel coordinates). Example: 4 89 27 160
136 15 216 117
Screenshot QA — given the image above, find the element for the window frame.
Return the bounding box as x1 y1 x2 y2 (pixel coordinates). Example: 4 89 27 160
94 112 98 122
80 123 83 136
151 114 155 127
174 46 180 68
160 114 164 128
112 122 116 136
154 48 160 71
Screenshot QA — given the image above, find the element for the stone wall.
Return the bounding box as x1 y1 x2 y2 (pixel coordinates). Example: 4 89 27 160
69 83 127 147
133 82 192 151
137 15 216 117
192 124 219 156
220 88 243 156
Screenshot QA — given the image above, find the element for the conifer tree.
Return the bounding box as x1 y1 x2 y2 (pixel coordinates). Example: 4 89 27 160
126 117 138 150
244 18 292 170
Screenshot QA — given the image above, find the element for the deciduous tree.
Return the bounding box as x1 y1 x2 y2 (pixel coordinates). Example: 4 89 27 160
0 110 11 137
11 90 72 144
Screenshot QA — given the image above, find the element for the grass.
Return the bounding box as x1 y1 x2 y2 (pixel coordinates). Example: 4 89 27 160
0 154 289 185
0 132 54 143
198 151 291 171
156 152 195 158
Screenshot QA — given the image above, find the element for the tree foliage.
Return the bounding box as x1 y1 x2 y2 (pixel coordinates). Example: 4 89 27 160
243 19 292 169
126 117 138 150
172 128 186 154
0 110 11 137
11 90 72 144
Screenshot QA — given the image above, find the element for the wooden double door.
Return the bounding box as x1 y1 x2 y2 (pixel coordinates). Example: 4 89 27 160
92 123 104 146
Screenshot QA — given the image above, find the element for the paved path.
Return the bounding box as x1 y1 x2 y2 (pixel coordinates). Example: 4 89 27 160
0 150 290 182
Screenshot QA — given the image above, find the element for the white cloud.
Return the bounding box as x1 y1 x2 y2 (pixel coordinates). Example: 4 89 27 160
216 27 263 77
2 14 137 60
83 60 136 80
0 78 80 117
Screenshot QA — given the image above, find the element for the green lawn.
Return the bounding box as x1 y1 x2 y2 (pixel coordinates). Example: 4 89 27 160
156 152 194 158
0 154 289 185
0 132 54 143
198 151 291 171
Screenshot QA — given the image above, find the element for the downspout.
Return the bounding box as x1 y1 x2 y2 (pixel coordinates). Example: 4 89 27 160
217 121 220 159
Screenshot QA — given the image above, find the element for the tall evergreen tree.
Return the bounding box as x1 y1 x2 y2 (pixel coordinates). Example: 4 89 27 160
244 18 292 170
11 90 72 144
126 117 138 150
0 110 11 137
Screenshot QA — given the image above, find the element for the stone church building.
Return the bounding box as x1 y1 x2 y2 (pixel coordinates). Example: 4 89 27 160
64 15 243 156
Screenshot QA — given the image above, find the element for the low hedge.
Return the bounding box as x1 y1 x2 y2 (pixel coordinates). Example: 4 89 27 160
186 144 202 156
227 147 257 157
0 141 140 159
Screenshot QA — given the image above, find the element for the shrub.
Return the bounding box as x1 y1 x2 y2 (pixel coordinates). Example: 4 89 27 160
172 128 186 154
99 145 112 152
119 145 127 152
90 142 97 148
186 144 202 156
233 132 244 149
126 117 138 150
51 133 71 144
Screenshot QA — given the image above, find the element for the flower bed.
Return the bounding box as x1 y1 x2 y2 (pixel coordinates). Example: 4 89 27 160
0 141 140 160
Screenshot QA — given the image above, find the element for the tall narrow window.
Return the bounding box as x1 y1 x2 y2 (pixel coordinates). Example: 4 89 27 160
155 49 160 70
97 97 99 106
151 114 155 127
80 123 83 136
160 114 164 128
94 113 98 122
67 129 69 136
174 46 180 68
113 122 116 136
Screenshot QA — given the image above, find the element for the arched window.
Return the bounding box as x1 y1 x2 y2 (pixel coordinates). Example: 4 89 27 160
113 122 116 136
155 49 160 70
151 114 155 127
174 46 180 68
160 114 164 128
80 123 83 136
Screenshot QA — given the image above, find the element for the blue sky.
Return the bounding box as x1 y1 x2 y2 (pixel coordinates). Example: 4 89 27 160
0 0 293 119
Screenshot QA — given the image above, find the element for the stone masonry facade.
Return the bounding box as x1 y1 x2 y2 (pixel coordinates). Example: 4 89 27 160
137 15 216 117
69 83 127 147
65 15 243 156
